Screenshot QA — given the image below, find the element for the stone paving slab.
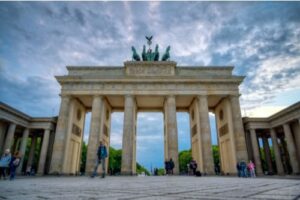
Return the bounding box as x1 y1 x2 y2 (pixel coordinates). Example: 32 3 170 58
0 176 299 200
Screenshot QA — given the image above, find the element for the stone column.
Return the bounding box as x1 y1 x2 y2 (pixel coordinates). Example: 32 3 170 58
17 128 29 174
50 95 71 174
262 136 273 174
270 129 284 175
295 119 300 164
249 129 263 175
197 95 214 174
86 95 104 174
229 95 248 162
0 122 7 154
3 123 16 152
37 129 50 175
26 136 37 170
283 124 300 174
164 95 179 174
121 95 137 175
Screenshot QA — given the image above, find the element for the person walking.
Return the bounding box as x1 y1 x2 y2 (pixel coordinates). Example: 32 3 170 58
91 141 107 178
9 151 21 180
0 149 12 180
248 160 256 178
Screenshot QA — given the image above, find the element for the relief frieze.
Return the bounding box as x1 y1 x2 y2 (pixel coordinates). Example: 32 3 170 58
62 82 237 93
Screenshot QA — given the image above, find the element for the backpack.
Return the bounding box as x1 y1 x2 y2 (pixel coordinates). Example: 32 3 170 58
195 171 202 177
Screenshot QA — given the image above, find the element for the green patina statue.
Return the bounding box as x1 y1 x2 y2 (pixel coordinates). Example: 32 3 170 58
161 46 171 61
131 36 170 62
131 46 141 61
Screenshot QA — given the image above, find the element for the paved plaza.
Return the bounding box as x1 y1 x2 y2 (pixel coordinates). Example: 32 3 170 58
0 176 299 200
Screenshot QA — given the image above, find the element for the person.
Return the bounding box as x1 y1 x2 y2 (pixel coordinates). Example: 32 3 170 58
9 151 21 180
91 141 107 178
189 158 197 175
169 158 175 175
0 149 12 180
248 160 256 178
236 161 241 177
240 160 247 177
164 160 170 175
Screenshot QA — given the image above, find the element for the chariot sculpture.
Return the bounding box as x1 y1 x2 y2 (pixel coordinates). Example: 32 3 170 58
131 36 171 62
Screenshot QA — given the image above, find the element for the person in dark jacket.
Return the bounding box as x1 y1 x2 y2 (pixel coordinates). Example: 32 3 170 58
189 158 198 175
91 141 108 178
169 158 175 175
9 151 21 180
164 160 170 175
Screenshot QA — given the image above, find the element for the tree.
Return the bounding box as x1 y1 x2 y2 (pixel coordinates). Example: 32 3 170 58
136 162 150 175
108 147 122 175
212 145 220 167
80 141 87 173
179 149 192 173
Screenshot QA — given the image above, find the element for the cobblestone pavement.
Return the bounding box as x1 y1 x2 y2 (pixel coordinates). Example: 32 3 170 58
0 176 299 200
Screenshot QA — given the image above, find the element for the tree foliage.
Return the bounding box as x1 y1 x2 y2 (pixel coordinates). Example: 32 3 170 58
108 147 122 175
136 162 150 175
179 149 192 173
80 141 87 173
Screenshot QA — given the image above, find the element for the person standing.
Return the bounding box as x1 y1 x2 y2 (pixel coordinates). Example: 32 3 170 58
91 141 107 178
248 160 256 178
189 158 198 175
240 160 247 177
169 158 175 175
236 161 241 177
164 160 170 175
9 151 21 180
0 149 12 180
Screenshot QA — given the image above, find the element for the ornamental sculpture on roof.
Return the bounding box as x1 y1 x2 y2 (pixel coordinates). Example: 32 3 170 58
131 36 171 61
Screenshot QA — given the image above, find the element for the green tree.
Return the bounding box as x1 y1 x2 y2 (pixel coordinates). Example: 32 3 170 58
212 145 220 167
179 149 192 173
80 141 87 173
136 162 150 175
108 147 122 175
156 168 165 175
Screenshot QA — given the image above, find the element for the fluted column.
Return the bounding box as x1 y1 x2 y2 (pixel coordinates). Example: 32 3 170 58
3 123 16 152
37 129 50 175
250 129 263 174
17 128 29 174
229 95 248 162
121 95 137 175
295 119 300 163
270 129 284 175
26 136 37 169
262 136 273 173
50 95 71 174
283 124 299 174
197 95 214 174
86 95 104 174
0 122 7 154
164 95 179 174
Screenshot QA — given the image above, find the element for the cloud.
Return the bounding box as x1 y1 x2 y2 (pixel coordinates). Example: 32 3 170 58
1 1 300 170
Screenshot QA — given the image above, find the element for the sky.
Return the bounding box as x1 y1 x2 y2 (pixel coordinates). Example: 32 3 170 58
1 2 300 171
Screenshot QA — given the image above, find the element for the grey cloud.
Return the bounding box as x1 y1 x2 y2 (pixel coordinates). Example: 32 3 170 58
74 8 85 26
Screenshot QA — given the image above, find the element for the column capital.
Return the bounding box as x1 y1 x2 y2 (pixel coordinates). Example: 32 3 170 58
166 94 175 99
229 94 241 99
197 94 207 98
59 94 70 98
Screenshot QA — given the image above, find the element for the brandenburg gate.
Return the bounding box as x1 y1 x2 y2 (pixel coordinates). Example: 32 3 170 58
49 60 248 175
